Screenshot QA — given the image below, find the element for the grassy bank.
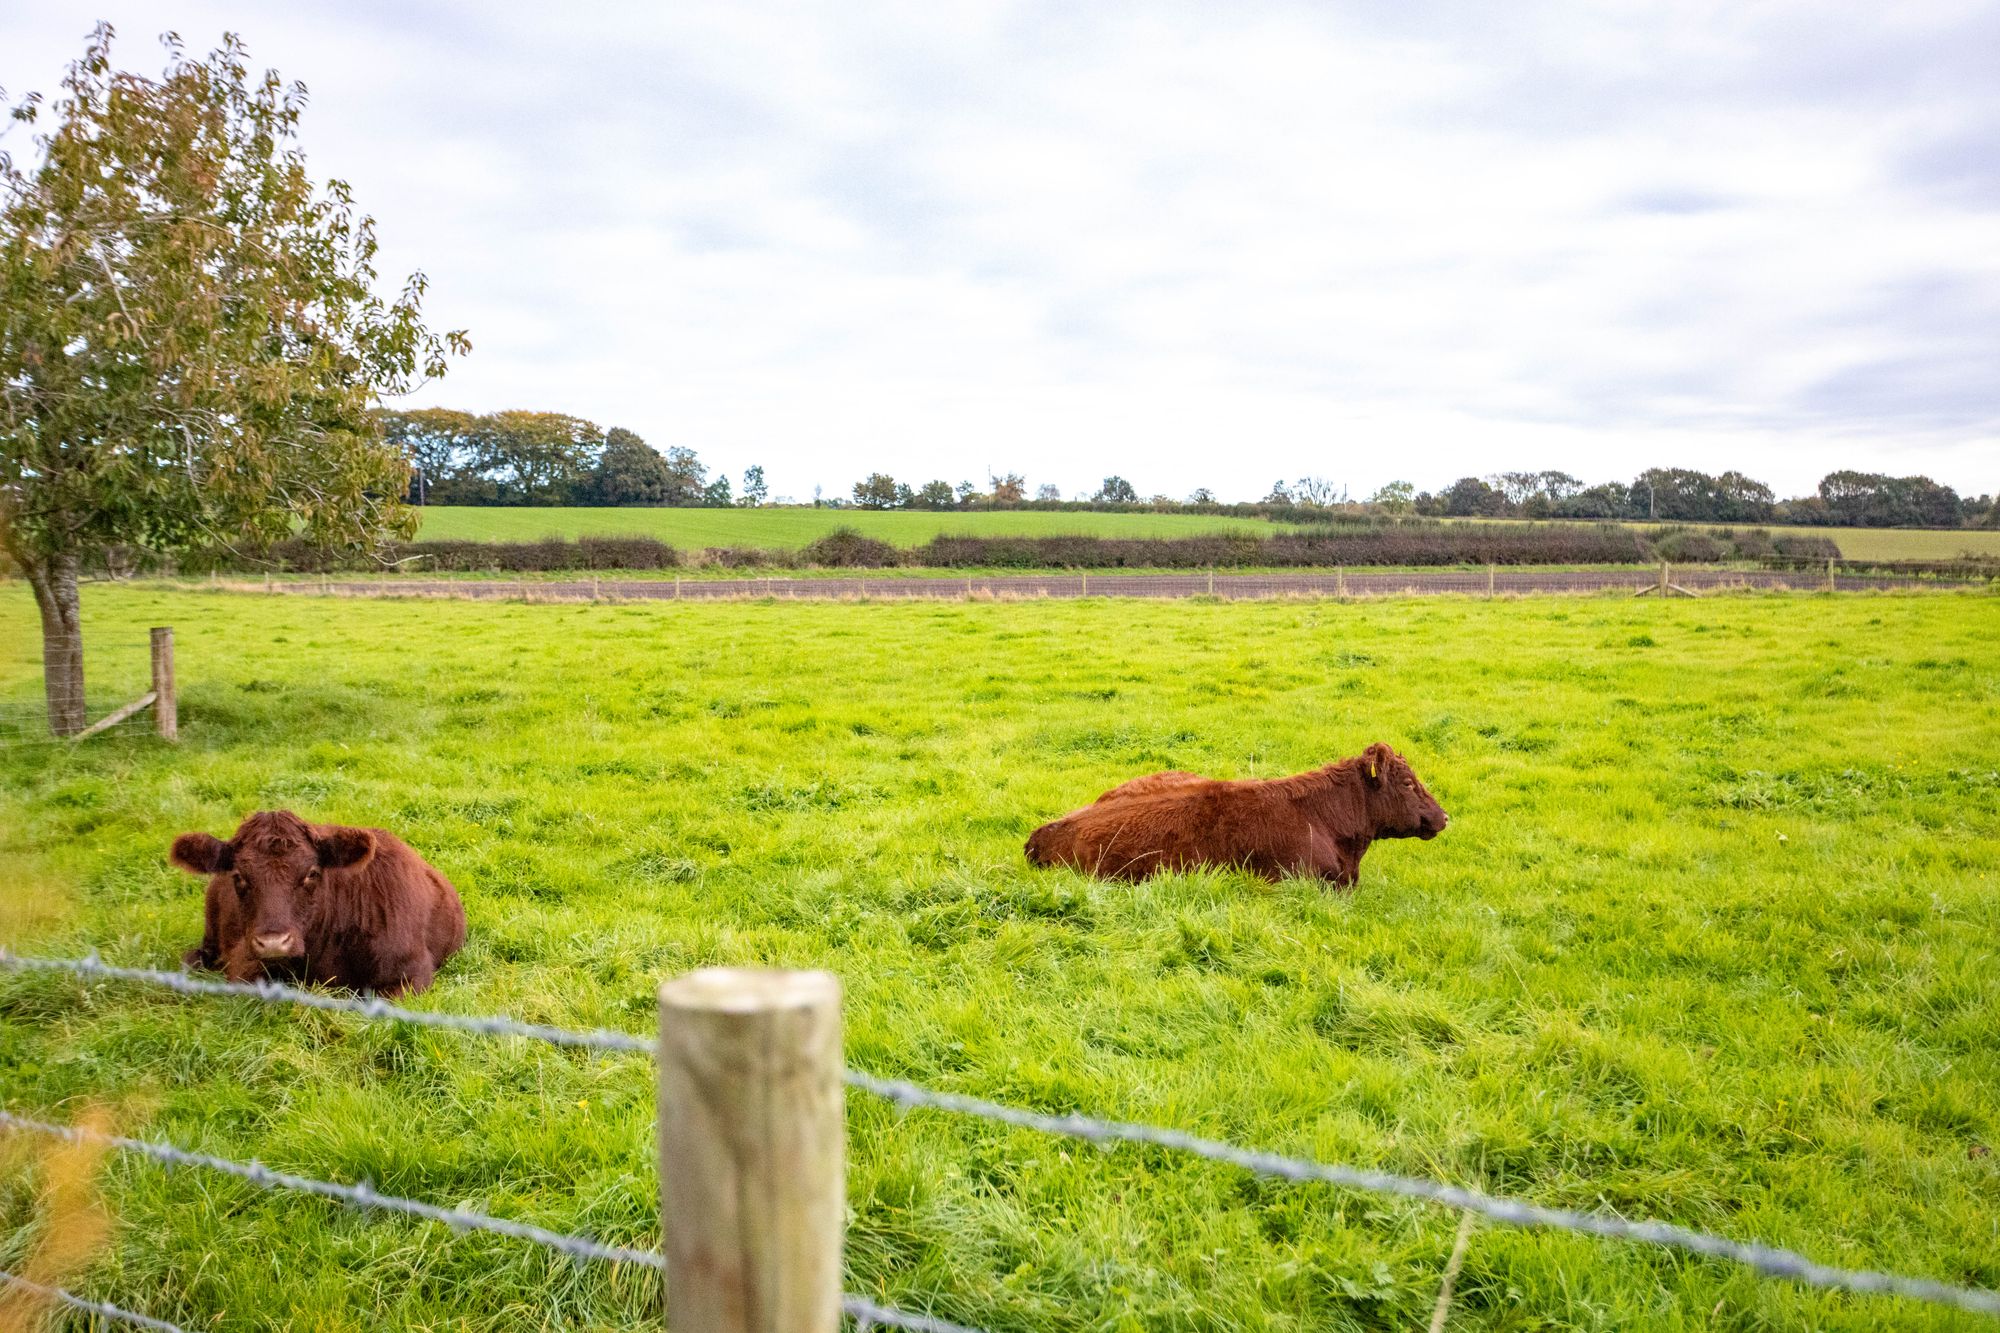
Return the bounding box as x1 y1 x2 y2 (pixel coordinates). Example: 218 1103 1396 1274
2 588 1996 1330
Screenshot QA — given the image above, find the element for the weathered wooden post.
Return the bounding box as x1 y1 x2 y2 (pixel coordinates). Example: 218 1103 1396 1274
1486 565 1496 598
1659 561 1670 596
1827 556 1836 593
1336 564 1346 598
150 627 177 742
659 968 843 1333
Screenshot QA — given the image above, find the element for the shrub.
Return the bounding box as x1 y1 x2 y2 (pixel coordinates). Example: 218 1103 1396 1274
1650 530 1723 562
701 546 774 569
800 528 900 567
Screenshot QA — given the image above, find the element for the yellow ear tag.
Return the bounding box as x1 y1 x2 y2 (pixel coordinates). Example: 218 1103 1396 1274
1368 763 1377 778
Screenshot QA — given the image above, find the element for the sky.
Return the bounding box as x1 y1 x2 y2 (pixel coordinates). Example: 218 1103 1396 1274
5 2 1997 503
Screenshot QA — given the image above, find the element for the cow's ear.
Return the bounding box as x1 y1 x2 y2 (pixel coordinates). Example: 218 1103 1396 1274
171 833 232 875
1362 743 1395 785
315 827 377 871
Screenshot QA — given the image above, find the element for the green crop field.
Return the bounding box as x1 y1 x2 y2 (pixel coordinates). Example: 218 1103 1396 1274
1608 521 2000 562
2 586 1996 1331
1796 526 2000 562
414 506 1290 548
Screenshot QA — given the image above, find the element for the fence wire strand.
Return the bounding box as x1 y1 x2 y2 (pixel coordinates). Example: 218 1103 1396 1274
844 1073 2000 1317
0 1268 190 1333
0 1109 663 1269
8 952 1999 1318
0 951 653 1053
0 1109 982 1333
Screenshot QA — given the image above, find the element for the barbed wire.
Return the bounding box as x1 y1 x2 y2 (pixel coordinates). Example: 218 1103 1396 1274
0 952 653 1053
0 1108 662 1268
10 952 1999 1317
0 1109 984 1333
845 1073 2000 1317
0 1268 190 1333
841 1295 988 1333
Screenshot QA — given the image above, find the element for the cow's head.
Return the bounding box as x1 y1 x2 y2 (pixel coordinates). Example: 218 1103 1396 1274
1358 743 1449 840
171 811 376 962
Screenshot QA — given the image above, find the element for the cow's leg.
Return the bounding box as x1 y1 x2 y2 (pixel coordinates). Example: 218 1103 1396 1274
376 954 436 999
183 879 235 971
1304 829 1362 886
219 946 267 985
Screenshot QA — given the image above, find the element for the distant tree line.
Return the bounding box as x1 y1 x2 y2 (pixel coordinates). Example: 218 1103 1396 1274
839 466 1992 530
377 411 1991 530
1394 468 1985 528
378 409 765 508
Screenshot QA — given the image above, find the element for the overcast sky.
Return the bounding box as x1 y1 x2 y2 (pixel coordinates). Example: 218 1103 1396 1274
6 2 1997 502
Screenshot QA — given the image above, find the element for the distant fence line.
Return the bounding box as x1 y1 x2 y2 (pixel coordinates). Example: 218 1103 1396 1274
3 952 1997 1327
217 563 1990 604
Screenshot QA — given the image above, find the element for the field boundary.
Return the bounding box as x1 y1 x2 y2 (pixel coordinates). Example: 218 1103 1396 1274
4 952 1997 1326
211 566 1988 603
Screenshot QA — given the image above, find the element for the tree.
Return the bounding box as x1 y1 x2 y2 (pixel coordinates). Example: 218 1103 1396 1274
661 446 707 506
1094 475 1138 504
1294 476 1340 506
470 411 601 504
0 28 464 735
954 480 977 507
739 464 768 507
852 473 903 509
376 407 478 504
989 472 1025 505
585 427 675 505
1817 471 1961 527
1537 471 1585 501
1187 487 1216 505
1367 481 1415 514
1441 477 1506 517
1264 480 1295 504
1488 472 1541 508
1035 483 1061 502
701 474 733 507
914 480 956 510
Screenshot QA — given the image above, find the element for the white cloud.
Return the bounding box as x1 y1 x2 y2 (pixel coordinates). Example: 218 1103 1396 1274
5 0 1995 501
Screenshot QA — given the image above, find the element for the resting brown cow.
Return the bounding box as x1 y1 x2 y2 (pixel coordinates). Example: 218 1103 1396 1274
1025 742 1447 885
171 810 466 996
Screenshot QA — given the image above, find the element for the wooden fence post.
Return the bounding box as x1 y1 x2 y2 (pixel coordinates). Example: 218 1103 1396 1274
1336 564 1346 598
659 968 843 1333
1827 557 1836 593
150 627 177 742
1486 565 1496 598
1659 562 1670 596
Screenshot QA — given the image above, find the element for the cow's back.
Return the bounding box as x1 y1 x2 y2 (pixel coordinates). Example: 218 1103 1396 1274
1027 779 1310 879
314 827 464 989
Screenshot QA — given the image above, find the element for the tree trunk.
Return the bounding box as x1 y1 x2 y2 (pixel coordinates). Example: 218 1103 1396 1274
22 552 86 737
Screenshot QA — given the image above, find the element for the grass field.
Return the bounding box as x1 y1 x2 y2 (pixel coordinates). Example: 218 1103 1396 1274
2 587 1997 1331
415 506 2000 563
1610 521 2000 563
415 506 1290 547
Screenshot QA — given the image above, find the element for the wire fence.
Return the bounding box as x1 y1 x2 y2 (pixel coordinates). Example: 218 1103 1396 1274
4 951 1997 1326
0 637 165 747
212 562 1992 604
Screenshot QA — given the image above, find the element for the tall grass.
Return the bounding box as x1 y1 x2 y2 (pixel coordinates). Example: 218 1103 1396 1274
1 587 1996 1331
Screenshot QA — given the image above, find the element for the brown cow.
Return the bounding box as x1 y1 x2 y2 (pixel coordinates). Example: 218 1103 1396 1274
171 810 466 996
1025 742 1447 885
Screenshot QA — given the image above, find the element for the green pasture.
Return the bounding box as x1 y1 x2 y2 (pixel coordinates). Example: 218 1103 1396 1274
1 586 1996 1331
414 506 1290 548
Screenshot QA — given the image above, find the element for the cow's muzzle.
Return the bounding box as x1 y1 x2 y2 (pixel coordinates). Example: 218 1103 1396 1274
1418 811 1449 840
252 931 305 960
